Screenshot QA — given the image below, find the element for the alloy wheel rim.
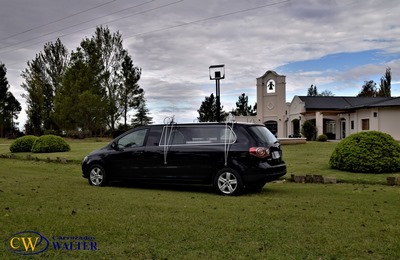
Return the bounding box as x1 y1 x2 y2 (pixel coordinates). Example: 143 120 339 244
217 172 237 194
90 168 103 185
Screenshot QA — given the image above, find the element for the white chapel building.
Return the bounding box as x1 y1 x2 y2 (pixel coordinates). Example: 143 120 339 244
237 70 400 140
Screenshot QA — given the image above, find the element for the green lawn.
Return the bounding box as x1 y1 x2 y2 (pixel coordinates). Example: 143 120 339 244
1 138 399 183
282 141 400 184
1 159 400 259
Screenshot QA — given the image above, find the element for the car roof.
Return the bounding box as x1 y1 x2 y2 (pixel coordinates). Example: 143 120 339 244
148 122 265 127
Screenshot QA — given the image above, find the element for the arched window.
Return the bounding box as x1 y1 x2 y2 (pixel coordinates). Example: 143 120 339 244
264 120 278 136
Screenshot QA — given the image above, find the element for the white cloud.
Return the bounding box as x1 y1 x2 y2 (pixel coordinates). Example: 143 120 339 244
1 0 400 127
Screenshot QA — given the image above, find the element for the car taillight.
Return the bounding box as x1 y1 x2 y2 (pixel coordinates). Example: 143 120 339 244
249 147 269 158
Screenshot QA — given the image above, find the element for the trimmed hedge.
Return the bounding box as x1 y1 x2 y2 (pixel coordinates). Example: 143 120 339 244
9 135 38 153
317 134 328 142
31 135 70 153
329 131 400 173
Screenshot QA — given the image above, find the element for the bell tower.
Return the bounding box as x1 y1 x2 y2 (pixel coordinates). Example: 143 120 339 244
256 71 286 137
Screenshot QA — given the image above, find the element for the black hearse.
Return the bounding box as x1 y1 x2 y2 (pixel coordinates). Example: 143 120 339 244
82 122 286 195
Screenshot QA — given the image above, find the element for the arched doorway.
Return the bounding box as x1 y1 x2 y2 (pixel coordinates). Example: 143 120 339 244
291 119 301 137
265 120 278 136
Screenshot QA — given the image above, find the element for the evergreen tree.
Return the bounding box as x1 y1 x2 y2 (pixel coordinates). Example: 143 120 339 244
197 93 228 122
131 99 153 127
0 63 21 137
378 67 391 97
119 54 143 127
301 120 317 141
234 93 255 116
307 84 318 96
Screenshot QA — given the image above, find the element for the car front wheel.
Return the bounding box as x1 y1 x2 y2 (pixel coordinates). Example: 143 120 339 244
88 164 107 186
214 168 243 196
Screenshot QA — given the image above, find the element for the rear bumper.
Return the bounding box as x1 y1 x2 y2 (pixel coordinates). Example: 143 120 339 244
242 162 287 184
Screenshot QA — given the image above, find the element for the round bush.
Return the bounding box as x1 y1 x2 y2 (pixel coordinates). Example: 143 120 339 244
329 131 400 173
9 135 38 153
317 134 328 142
31 135 70 153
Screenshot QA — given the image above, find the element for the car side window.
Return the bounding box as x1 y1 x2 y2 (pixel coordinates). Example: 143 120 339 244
160 125 236 146
117 129 148 148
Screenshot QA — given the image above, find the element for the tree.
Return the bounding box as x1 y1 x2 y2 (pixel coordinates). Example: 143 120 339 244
21 39 69 133
357 80 377 97
319 90 334 96
53 40 108 135
307 84 334 96
5 93 21 135
40 38 69 130
301 120 317 141
119 54 143 127
234 93 255 116
0 63 21 138
21 56 46 135
307 84 318 96
131 99 153 127
378 67 391 97
91 26 128 131
197 93 228 122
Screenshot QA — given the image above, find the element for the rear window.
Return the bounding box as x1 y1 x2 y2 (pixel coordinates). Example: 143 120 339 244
247 126 278 146
160 125 236 146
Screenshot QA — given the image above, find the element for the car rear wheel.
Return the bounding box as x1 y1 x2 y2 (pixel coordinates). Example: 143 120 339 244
88 164 107 186
214 168 243 196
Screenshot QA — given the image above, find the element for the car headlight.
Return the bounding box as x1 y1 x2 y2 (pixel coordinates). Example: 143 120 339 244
82 156 88 164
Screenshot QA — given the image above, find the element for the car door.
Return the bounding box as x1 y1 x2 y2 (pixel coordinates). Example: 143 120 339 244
160 125 236 183
105 128 149 179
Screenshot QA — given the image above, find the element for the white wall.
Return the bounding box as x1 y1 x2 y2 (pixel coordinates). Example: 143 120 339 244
377 107 400 140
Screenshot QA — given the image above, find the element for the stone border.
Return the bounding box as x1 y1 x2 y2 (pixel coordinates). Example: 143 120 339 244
0 153 73 164
290 174 336 184
386 177 400 186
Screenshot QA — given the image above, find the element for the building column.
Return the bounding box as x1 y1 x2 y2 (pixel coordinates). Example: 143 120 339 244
315 111 323 136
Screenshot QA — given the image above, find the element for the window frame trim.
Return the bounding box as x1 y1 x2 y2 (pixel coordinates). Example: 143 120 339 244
159 125 237 147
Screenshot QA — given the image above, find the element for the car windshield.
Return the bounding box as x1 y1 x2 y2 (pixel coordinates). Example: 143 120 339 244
247 126 278 146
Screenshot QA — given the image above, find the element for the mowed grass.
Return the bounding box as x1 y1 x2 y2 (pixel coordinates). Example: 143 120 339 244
282 141 400 184
1 159 400 259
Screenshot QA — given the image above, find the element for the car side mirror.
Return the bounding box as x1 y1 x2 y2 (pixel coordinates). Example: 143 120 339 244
111 141 120 151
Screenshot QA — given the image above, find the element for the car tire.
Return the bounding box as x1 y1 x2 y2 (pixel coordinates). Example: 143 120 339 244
88 164 108 186
214 168 243 196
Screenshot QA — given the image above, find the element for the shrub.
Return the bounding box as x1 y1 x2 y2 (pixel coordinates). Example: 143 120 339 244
317 134 328 142
301 120 317 141
31 135 70 153
329 131 400 173
9 135 38 153
43 129 60 136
